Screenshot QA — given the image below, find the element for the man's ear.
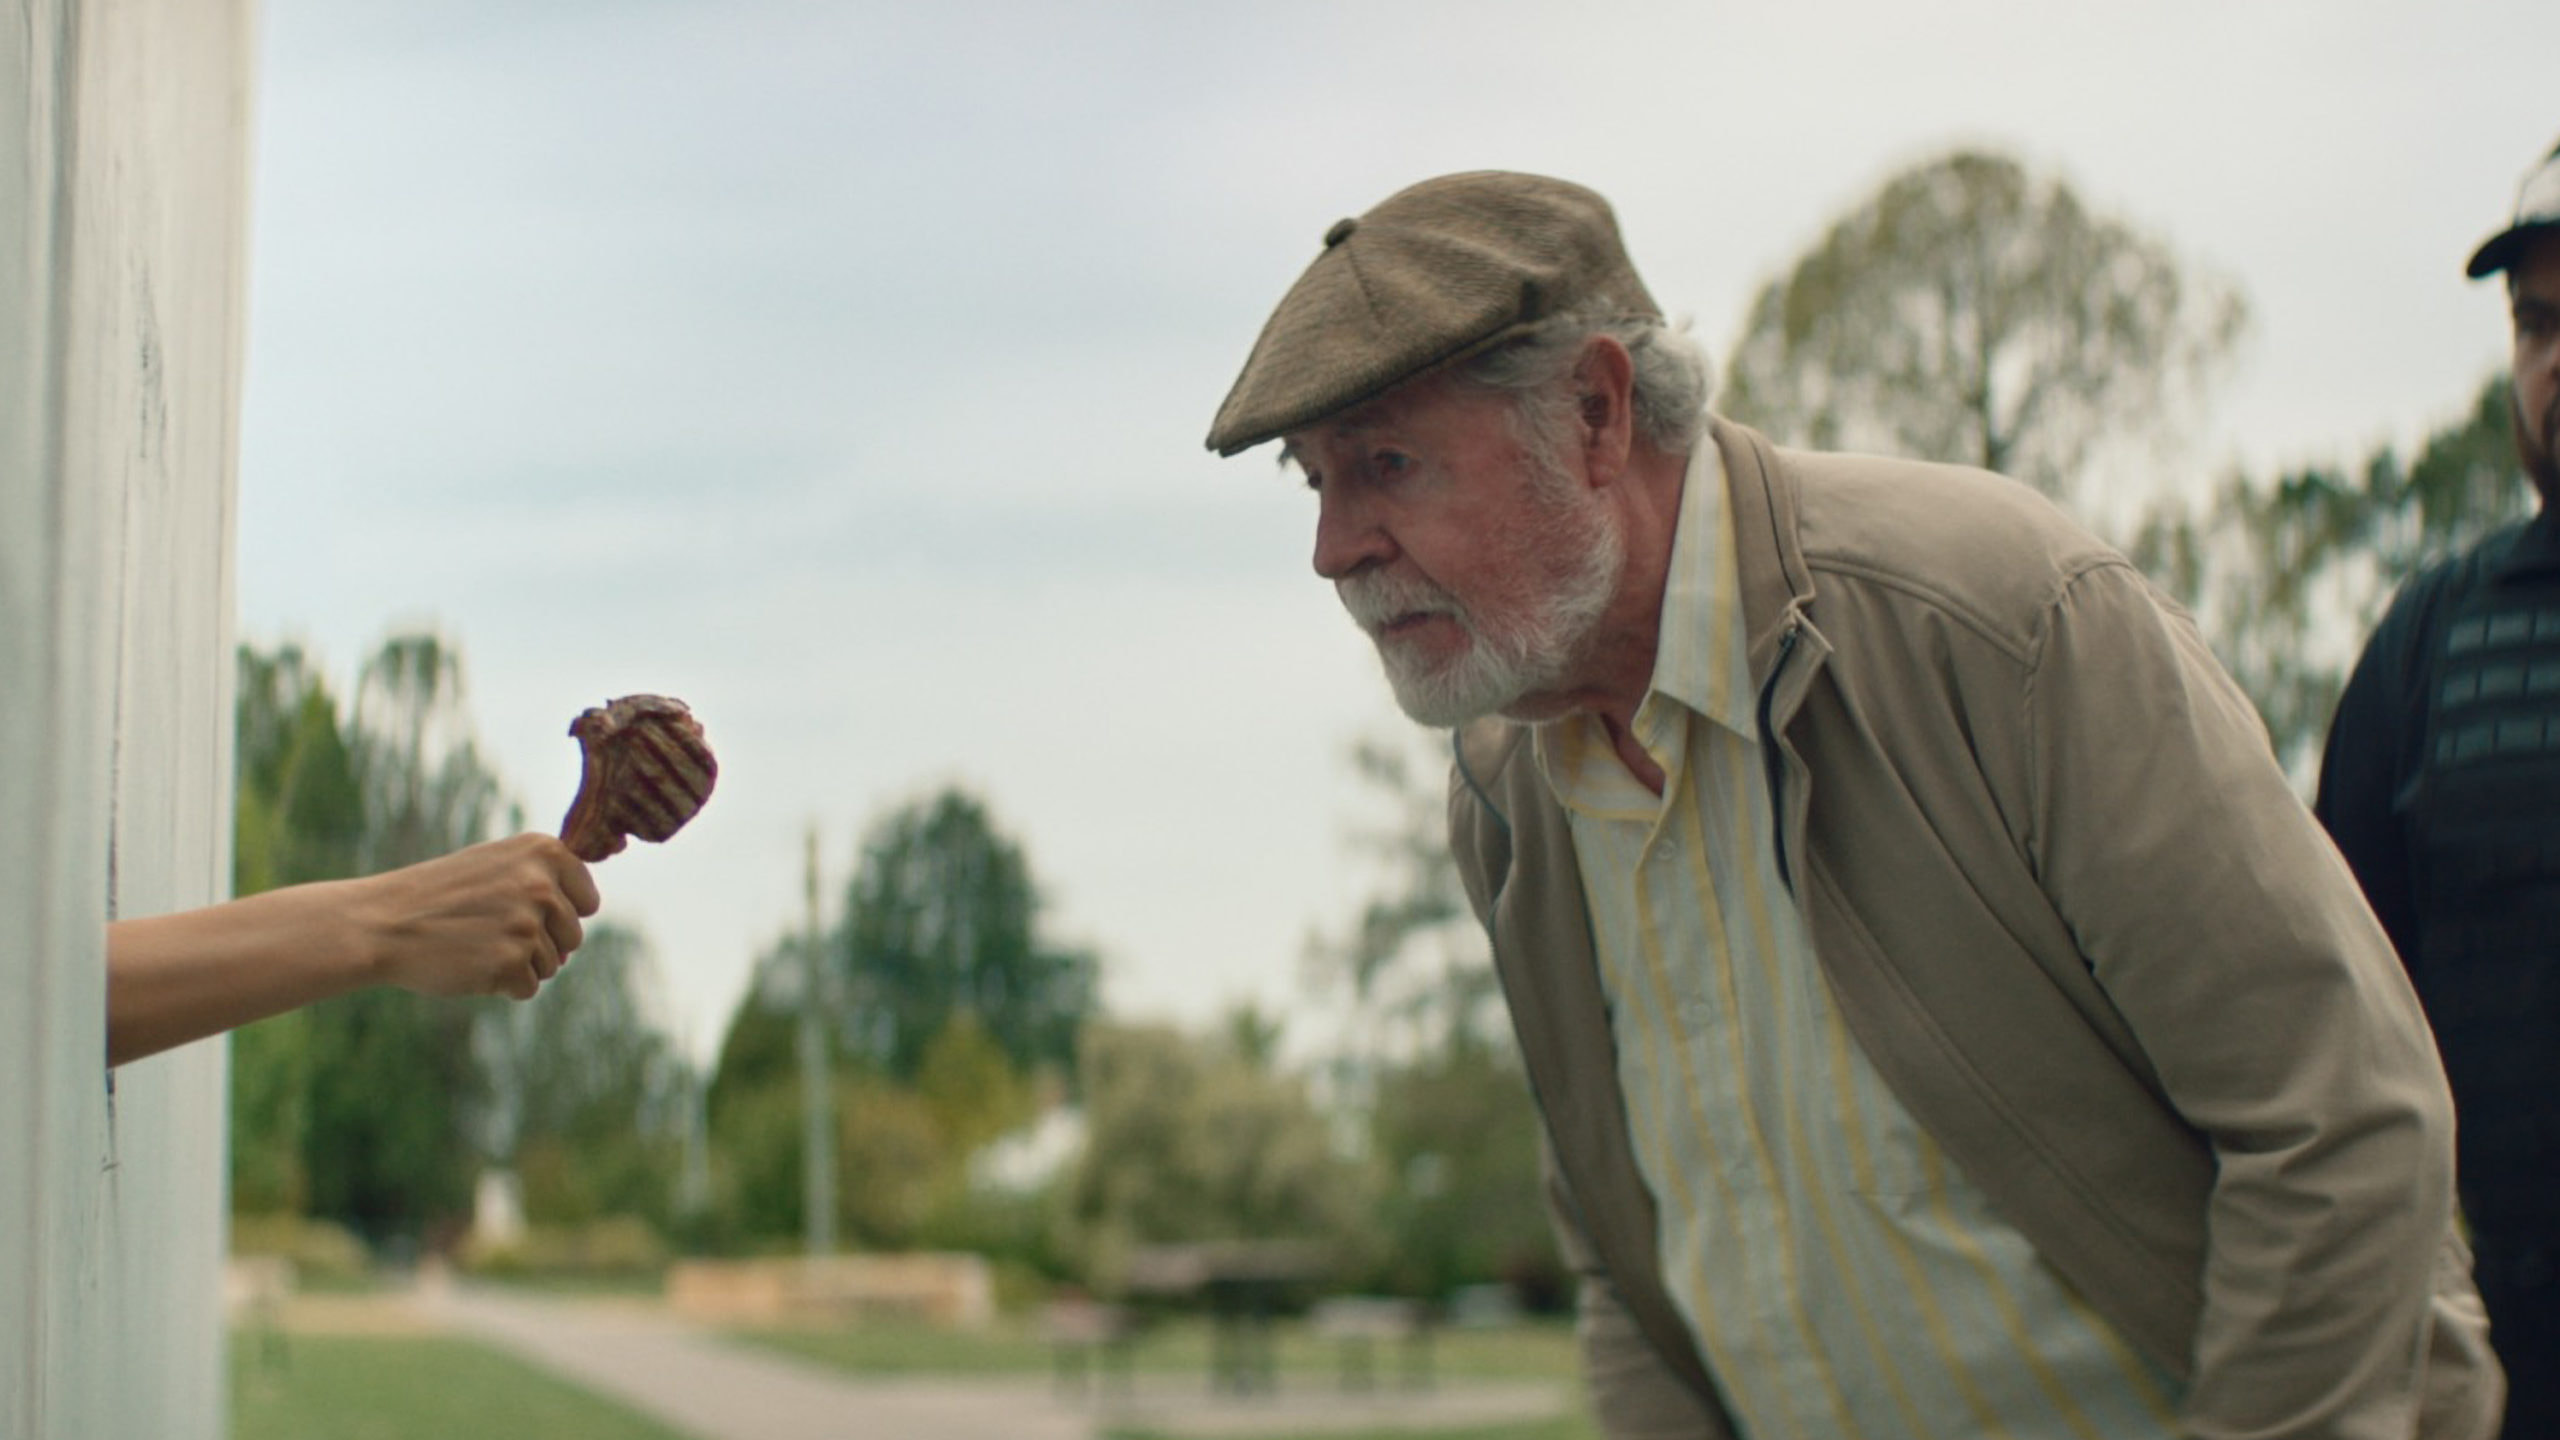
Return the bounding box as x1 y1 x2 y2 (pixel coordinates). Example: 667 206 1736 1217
1574 336 1637 486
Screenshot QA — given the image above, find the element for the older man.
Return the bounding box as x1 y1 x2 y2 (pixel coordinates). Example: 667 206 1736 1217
2317 138 2560 1438
1209 172 2499 1438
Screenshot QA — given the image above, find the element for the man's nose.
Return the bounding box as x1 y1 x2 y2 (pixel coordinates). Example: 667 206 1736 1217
1312 491 1394 581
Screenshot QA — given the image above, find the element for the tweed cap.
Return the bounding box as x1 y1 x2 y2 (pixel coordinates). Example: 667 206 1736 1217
1205 171 1661 456
2467 138 2560 280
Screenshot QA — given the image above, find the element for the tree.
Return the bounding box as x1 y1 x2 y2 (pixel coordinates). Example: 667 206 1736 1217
1304 728 1558 1303
701 790 1090 1252
228 644 359 1214
1362 1032 1557 1307
837 788 1099 1082
1060 1022 1369 1288
475 923 691 1227
348 631 510 872
1302 732 1498 1058
229 628 677 1250
1719 148 2246 507
292 633 523 1244
2131 373 2532 779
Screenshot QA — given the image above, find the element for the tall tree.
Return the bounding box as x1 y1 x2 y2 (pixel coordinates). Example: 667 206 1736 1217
2131 373 2531 779
296 633 521 1243
1061 1022 1369 1286
1305 729 1556 1302
1303 732 1497 1058
228 643 361 1214
836 788 1099 1082
475 923 690 1226
349 632 509 871
1719 148 2247 506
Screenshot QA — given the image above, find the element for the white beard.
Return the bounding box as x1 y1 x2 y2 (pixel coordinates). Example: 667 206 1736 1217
1337 488 1626 727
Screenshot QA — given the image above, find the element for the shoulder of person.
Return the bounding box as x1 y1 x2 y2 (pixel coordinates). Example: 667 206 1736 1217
1747 434 2132 653
2370 517 2537 645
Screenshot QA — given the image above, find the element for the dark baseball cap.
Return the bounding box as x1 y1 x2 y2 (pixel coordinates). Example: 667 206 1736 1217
2467 139 2560 280
1205 172 1661 457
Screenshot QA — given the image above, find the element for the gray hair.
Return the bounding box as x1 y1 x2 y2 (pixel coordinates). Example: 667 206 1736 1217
1461 309 1714 460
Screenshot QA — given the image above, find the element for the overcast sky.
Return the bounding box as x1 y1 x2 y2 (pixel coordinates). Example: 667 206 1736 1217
236 0 2558 1065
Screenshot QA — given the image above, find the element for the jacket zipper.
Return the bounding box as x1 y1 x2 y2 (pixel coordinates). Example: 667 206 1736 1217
1755 618 1802 895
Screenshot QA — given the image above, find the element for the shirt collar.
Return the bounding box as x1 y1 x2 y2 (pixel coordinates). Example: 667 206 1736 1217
1645 439 1756 740
1532 440 1754 803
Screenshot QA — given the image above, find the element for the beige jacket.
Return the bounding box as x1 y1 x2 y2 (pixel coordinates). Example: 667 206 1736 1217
1447 420 2500 1439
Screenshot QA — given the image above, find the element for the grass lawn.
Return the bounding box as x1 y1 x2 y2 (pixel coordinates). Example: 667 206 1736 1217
738 1316 1604 1440
1102 1420 1602 1440
734 1314 1590 1382
229 1332 696 1440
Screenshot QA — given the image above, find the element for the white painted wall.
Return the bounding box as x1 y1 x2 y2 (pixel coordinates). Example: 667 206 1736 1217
2 2 256 1436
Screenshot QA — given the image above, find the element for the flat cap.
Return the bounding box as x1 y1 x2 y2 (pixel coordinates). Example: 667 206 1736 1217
2468 138 2560 280
1205 171 1660 456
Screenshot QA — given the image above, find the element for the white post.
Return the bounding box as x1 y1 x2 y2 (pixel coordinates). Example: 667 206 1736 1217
1 2 256 1437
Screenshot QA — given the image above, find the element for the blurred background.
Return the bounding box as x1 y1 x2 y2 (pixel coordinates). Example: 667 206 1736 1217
220 3 2558 1436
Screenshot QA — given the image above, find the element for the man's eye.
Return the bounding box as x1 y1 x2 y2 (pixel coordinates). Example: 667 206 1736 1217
1374 451 1412 477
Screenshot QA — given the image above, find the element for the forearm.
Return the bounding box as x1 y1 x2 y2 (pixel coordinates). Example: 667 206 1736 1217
106 880 380 1066
103 834 597 1068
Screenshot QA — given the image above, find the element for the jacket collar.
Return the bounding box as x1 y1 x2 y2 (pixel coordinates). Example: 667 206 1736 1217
1709 417 1819 682
2490 504 2560 581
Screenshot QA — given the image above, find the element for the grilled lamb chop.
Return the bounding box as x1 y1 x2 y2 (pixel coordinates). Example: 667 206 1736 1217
558 694 718 862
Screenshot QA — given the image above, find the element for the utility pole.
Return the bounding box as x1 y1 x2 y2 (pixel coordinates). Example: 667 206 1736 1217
798 823 837 1257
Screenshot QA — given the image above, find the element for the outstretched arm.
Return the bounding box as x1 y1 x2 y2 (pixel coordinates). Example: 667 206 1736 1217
106 833 600 1066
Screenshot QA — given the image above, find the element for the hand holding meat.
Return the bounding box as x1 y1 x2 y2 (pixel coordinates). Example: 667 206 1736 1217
351 833 602 1000
558 694 719 861
105 833 600 1063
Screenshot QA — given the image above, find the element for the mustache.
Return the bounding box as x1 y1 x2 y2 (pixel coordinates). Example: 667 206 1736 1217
1337 571 1463 633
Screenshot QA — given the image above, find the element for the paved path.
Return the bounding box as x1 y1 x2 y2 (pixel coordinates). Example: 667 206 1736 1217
422 1284 1093 1440
416 1284 1569 1440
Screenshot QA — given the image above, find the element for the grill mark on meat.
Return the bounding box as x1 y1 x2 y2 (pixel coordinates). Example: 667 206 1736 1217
559 694 717 861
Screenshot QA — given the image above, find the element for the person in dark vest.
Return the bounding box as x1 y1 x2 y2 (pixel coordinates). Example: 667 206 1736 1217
2317 136 2560 1438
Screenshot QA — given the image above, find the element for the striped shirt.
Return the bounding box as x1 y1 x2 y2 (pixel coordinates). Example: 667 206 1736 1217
1534 443 2184 1438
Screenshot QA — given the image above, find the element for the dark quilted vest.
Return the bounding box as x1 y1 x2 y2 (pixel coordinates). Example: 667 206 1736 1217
2403 526 2560 1279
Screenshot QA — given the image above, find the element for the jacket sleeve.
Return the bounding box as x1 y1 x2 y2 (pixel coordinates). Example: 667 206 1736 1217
1541 1137 1736 1440
2021 559 2469 1438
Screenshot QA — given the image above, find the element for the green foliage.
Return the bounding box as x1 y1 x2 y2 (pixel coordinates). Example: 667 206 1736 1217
228 630 688 1254
348 632 508 872
837 788 1100 1082
836 1078 952 1245
2130 374 2533 778
1360 1038 1557 1305
1304 729 1557 1303
1062 1022 1371 1289
1305 733 1499 1053
234 647 363 895
227 1009 314 1214
458 1216 669 1280
477 924 689 1228
226 1213 373 1283
297 988 482 1244
698 786 1094 1258
914 1011 1036 1155
1719 148 2246 505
